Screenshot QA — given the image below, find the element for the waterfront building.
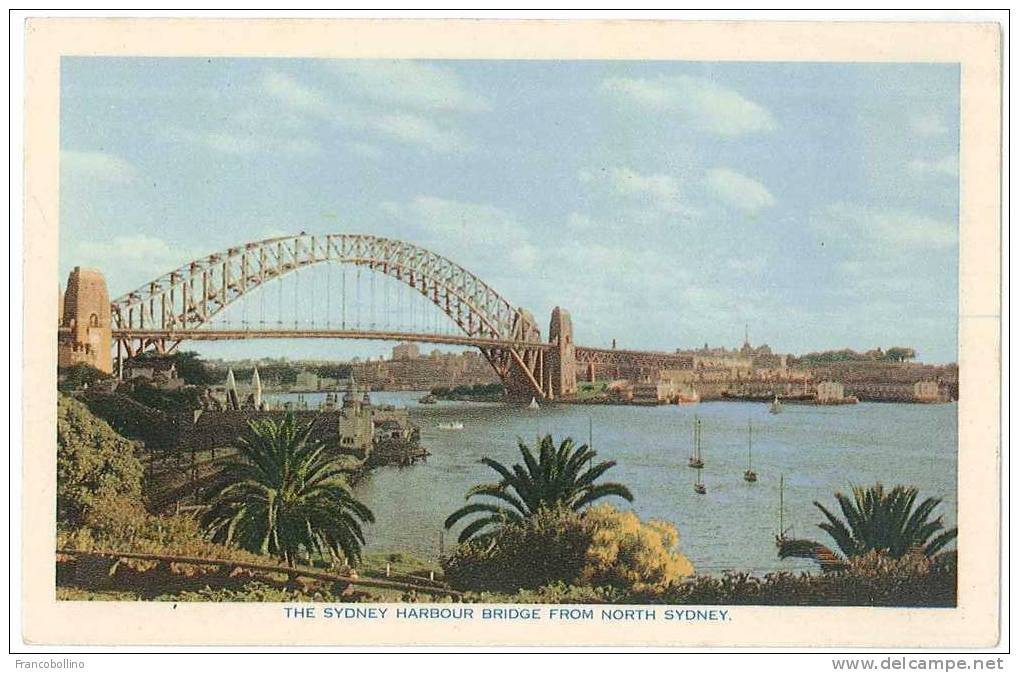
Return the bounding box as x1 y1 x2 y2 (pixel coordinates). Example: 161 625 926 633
913 380 945 402
338 387 375 454
392 343 420 360
816 380 846 403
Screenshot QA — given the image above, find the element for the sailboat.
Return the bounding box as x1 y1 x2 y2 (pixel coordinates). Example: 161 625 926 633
527 397 540 410
688 416 704 469
769 395 783 414
743 419 758 482
694 467 707 495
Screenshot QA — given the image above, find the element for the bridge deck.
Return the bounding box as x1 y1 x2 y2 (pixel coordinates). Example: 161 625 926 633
111 328 555 351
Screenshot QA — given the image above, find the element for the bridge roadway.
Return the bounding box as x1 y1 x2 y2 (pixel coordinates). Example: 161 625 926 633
111 328 696 369
111 328 555 352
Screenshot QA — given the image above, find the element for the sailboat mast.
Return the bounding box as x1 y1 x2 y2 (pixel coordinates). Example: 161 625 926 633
747 419 752 469
779 474 785 536
588 416 594 470
696 417 701 460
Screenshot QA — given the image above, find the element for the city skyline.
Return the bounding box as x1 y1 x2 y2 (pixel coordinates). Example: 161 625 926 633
59 58 960 363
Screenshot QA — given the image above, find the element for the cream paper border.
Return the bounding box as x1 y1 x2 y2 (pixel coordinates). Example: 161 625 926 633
22 18 1002 647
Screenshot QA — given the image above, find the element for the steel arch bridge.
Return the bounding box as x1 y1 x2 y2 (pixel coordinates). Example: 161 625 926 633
110 233 563 400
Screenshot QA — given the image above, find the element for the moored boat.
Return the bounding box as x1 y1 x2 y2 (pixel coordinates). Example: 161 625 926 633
688 416 704 469
769 395 783 414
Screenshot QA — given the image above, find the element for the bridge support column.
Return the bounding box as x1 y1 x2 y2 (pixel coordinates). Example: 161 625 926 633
493 308 552 402
547 306 577 400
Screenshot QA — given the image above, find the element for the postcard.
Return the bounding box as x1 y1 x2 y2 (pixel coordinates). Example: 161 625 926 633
20 17 1001 647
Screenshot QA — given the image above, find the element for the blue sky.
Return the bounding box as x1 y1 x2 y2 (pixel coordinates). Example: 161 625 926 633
59 58 960 363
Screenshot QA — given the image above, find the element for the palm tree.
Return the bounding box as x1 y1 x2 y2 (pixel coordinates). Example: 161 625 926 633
444 434 634 543
201 414 374 567
778 483 957 571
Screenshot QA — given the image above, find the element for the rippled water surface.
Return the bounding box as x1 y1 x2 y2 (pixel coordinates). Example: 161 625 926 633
269 391 958 575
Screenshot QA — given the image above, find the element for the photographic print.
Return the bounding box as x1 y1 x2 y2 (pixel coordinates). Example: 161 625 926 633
22 18 1001 647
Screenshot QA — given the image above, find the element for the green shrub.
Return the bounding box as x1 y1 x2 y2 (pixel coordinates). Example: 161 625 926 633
57 395 144 527
652 551 956 607
443 506 589 592
442 504 694 595
159 582 318 603
478 582 624 604
579 505 695 593
58 363 111 391
127 382 202 413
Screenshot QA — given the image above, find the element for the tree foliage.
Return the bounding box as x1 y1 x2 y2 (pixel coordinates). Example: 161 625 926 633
444 435 634 543
201 414 375 566
57 395 144 527
657 551 956 607
794 347 918 365
442 504 693 594
129 351 218 385
127 381 203 412
58 363 111 391
778 483 957 571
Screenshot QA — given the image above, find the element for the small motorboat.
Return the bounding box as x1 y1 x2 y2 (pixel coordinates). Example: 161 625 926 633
437 421 464 431
527 397 540 410
418 394 438 404
769 395 783 414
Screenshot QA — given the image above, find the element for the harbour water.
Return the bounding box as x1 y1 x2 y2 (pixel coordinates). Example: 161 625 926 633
267 391 958 576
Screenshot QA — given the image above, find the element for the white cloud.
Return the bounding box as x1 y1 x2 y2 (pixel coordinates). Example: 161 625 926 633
372 113 471 153
61 150 138 183
380 196 538 273
259 69 471 153
262 71 329 115
566 212 597 231
817 204 957 251
581 166 684 213
329 61 490 113
907 154 959 179
349 142 384 160
910 112 948 137
74 234 195 283
705 168 776 215
178 128 321 157
601 75 776 136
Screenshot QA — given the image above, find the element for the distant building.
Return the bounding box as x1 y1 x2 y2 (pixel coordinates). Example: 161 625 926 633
337 389 374 454
693 354 753 372
913 380 943 402
816 380 846 402
295 370 319 391
629 380 698 404
392 343 420 360
123 359 184 390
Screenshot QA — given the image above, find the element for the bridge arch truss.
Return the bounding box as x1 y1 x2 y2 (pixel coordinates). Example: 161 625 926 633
110 234 553 399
